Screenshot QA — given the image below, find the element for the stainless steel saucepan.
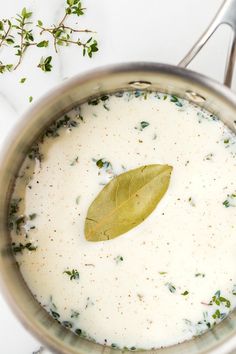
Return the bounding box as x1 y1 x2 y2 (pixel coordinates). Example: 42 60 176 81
0 1 236 353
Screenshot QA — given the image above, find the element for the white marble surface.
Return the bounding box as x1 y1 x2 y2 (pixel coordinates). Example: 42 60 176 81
0 0 236 353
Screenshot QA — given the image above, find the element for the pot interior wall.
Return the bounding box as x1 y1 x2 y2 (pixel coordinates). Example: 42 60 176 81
0 63 236 354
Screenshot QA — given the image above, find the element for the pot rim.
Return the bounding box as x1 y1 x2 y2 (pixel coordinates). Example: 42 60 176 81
1 61 236 354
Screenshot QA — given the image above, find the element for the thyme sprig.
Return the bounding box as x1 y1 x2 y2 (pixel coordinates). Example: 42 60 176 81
37 0 98 57
0 19 14 73
13 8 35 70
0 1 98 73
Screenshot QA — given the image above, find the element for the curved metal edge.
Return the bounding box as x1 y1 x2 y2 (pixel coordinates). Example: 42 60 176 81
1 61 236 164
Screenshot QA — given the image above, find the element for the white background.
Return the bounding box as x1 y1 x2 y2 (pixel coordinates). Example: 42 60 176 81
0 0 235 353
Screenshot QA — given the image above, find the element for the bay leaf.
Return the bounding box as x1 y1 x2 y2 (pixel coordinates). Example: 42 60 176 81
85 164 173 242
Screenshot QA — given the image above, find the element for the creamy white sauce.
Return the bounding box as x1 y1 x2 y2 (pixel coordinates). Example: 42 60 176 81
10 92 236 350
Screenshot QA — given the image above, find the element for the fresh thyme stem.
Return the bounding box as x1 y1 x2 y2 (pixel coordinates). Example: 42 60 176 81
0 0 99 73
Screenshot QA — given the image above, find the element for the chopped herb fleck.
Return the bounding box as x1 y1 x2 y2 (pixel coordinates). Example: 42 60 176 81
181 290 189 296
95 158 111 170
184 311 212 334
188 197 195 207
12 242 37 253
111 343 118 348
103 103 110 111
135 121 150 131
75 196 81 204
100 95 109 101
212 309 224 320
223 200 230 208
96 158 104 168
32 347 44 354
209 290 231 308
70 156 79 166
50 309 60 319
44 115 77 138
9 198 21 216
232 285 236 296
204 153 214 161
90 95 109 111
70 310 79 318
29 213 37 220
170 95 183 107
114 255 124 263
28 143 43 161
10 215 25 234
223 193 236 208
62 320 73 328
63 269 80 281
165 282 176 293
88 98 100 105
195 273 205 278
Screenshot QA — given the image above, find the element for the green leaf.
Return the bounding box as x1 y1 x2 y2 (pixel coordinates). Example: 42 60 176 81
21 8 32 19
181 290 189 296
85 164 173 241
37 40 49 47
38 56 52 72
87 40 98 58
66 7 72 14
75 4 84 16
6 38 14 44
55 30 62 38
21 7 27 17
170 95 183 107
140 121 149 129
29 213 37 220
37 20 43 26
20 77 26 83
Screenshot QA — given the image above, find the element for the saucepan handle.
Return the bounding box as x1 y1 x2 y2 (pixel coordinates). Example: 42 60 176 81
179 0 236 88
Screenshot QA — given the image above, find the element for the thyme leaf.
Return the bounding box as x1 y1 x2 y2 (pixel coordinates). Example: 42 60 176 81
38 56 52 72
